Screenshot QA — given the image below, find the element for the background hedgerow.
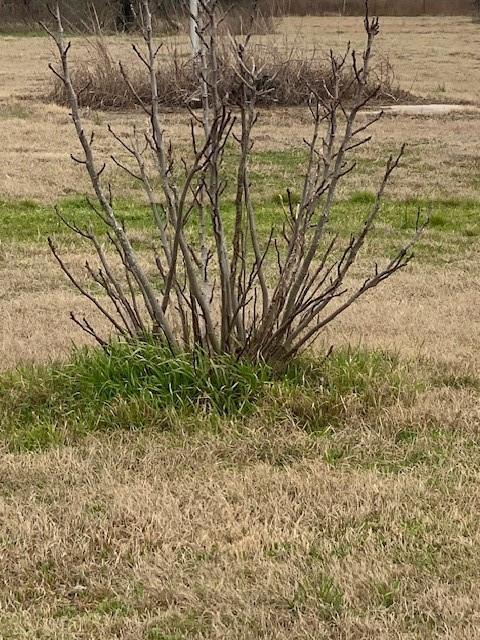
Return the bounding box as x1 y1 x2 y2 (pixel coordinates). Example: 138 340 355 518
0 0 474 35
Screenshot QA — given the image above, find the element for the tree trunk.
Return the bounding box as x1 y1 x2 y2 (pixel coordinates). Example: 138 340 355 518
117 0 135 31
190 0 200 55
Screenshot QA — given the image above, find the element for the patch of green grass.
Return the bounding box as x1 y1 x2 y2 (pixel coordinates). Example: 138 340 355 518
265 188 480 261
0 340 413 452
288 574 344 620
275 348 414 432
324 444 348 466
0 102 32 120
6 419 65 453
253 149 308 170
397 197 480 234
53 604 78 620
348 190 377 206
0 197 156 243
330 194 480 240
0 340 271 450
312 574 344 619
375 580 400 609
1 185 478 266
95 597 130 617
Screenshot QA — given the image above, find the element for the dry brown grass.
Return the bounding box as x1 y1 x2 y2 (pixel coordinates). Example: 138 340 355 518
2 240 479 373
1 100 479 202
2 16 479 102
1 385 480 639
280 15 480 104
0 17 479 201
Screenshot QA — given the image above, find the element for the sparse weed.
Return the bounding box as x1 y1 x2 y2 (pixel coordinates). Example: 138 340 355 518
288 574 344 620
375 580 400 609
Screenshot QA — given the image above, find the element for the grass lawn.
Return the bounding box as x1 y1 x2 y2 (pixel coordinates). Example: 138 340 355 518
1 168 479 638
1 15 480 639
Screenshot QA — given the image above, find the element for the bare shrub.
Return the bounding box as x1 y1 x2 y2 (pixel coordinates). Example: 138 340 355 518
49 35 411 111
44 0 426 364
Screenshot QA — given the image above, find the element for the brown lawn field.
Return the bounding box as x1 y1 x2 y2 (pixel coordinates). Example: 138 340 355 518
0 15 480 640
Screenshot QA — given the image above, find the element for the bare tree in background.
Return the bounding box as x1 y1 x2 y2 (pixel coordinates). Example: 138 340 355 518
43 0 426 363
117 0 135 31
154 0 182 31
190 0 200 53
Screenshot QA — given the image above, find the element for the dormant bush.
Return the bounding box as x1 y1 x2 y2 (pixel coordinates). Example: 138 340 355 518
49 35 407 111
44 0 426 364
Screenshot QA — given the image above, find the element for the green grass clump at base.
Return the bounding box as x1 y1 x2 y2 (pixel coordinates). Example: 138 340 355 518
0 340 415 452
1 341 271 440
